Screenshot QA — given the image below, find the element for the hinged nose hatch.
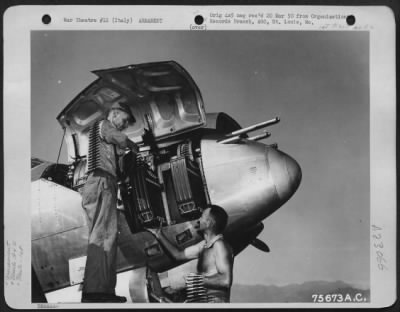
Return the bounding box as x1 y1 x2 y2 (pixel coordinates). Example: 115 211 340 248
57 61 206 161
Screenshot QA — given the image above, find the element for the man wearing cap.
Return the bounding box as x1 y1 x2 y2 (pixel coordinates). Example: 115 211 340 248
81 102 138 303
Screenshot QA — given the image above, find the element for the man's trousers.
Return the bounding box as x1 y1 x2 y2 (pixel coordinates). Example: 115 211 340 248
81 170 118 294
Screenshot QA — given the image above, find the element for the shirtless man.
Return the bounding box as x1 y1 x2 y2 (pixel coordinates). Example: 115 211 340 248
147 205 233 303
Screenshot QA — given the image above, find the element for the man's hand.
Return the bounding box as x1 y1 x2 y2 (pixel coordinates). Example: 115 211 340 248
127 140 139 154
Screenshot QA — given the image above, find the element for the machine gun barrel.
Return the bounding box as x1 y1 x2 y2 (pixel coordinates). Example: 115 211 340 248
230 117 280 137
248 131 271 142
218 134 243 144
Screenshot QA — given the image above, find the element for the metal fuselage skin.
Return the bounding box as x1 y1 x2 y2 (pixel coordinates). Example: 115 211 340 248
31 132 301 294
31 61 302 296
201 134 301 235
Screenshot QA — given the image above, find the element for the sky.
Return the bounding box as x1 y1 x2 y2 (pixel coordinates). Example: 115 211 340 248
31 30 370 289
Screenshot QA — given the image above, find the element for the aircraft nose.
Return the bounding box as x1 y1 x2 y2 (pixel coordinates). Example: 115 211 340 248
267 148 302 203
199 135 302 227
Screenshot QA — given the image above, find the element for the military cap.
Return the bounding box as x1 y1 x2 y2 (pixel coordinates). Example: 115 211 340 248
111 101 136 123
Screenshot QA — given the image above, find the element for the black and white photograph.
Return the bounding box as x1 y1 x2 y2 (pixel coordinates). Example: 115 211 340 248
3 5 396 309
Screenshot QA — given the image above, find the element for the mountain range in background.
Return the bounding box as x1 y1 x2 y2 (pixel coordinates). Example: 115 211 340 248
231 280 370 303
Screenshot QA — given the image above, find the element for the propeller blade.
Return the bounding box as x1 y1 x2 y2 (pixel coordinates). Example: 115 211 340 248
251 238 270 252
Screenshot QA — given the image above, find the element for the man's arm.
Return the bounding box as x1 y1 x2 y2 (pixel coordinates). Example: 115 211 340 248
100 120 139 153
147 228 204 261
203 240 233 290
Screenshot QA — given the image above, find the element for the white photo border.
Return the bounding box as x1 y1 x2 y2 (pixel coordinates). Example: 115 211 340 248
3 5 396 309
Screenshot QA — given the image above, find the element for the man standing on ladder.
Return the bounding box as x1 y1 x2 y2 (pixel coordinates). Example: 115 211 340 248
81 101 138 303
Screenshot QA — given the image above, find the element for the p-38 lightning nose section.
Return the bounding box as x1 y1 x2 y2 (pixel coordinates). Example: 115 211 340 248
200 131 301 231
